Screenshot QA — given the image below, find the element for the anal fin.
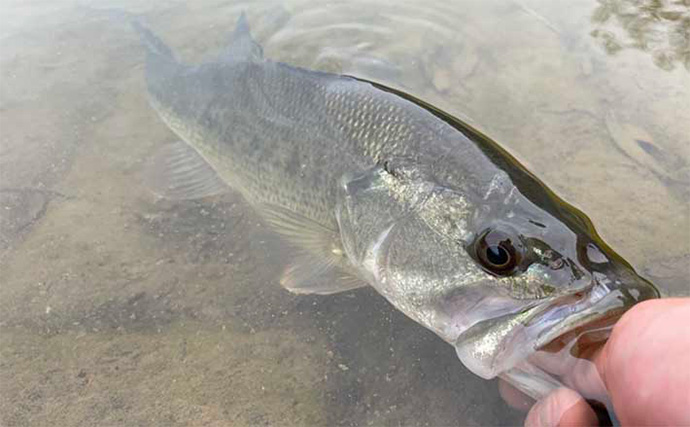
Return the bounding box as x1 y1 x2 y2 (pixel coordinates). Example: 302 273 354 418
257 203 367 295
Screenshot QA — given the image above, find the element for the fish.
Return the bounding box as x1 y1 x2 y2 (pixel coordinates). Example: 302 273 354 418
134 14 659 396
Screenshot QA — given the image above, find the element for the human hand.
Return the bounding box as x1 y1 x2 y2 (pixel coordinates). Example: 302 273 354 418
500 298 690 426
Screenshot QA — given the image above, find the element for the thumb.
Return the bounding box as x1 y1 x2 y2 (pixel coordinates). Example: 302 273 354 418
596 298 690 426
525 388 598 427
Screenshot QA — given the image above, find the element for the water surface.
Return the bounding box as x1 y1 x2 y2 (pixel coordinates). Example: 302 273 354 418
1 0 688 425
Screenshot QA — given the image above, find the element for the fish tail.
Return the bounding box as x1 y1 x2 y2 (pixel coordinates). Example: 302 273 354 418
132 19 177 62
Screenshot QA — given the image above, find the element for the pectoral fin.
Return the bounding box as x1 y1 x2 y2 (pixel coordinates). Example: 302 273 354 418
144 141 228 200
257 203 367 295
336 167 406 264
280 253 367 295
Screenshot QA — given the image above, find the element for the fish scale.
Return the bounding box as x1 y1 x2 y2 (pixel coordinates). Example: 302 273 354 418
135 14 658 401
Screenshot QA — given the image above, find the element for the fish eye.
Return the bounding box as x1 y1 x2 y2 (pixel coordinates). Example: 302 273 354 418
475 229 520 275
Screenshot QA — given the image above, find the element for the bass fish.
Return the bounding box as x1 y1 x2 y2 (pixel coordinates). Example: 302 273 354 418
135 14 658 394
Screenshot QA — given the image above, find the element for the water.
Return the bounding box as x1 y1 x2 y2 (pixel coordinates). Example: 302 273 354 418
1 0 688 425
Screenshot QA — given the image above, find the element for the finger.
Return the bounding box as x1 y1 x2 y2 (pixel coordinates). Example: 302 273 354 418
597 298 690 426
528 349 571 377
525 388 598 427
498 379 535 412
529 346 607 401
560 353 607 401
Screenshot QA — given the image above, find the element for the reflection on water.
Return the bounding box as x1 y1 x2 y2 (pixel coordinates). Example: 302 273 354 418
0 0 688 425
591 0 690 71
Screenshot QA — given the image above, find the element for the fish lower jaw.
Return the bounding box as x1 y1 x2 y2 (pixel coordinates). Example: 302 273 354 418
453 282 624 380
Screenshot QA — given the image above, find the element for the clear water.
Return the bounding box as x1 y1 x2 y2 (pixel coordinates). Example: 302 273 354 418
1 0 688 425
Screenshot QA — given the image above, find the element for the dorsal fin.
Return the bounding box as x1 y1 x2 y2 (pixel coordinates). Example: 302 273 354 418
220 12 264 62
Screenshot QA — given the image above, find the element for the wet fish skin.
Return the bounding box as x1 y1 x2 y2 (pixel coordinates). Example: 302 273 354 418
136 15 658 384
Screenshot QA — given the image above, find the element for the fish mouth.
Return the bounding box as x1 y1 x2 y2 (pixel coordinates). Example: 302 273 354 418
454 271 659 380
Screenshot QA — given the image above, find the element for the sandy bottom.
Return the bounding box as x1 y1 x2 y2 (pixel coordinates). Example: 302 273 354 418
1 0 687 425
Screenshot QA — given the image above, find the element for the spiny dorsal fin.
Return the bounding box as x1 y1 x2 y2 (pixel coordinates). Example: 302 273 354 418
220 12 264 62
256 203 367 295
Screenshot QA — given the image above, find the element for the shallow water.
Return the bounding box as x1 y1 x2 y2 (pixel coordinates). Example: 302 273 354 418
1 0 688 425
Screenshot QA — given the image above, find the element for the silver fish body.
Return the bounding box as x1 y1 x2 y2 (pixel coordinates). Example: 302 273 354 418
136 15 658 388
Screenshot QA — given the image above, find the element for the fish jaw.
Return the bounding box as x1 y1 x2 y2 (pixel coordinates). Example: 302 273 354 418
452 271 659 380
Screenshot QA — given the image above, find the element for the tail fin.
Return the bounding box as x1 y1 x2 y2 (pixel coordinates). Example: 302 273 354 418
75 7 175 61
219 12 264 62
132 19 177 62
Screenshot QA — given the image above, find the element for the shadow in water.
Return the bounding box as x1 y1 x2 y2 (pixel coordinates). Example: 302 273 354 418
300 288 525 426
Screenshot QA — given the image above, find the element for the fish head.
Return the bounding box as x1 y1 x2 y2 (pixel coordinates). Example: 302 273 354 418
337 166 659 379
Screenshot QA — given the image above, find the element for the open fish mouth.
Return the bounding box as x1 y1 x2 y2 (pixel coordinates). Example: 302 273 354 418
454 272 659 380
